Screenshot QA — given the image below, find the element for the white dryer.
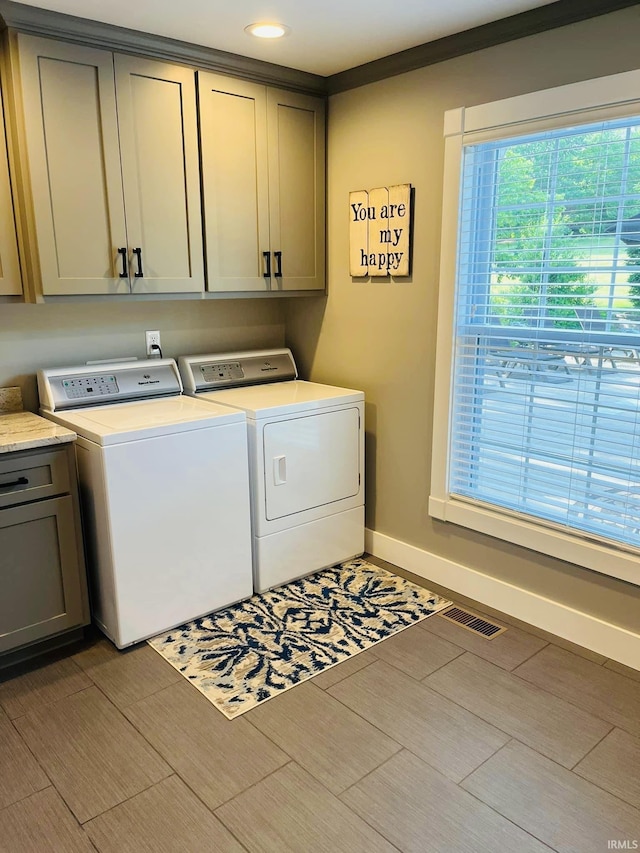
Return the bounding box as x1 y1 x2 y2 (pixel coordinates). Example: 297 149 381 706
179 349 364 592
38 358 253 647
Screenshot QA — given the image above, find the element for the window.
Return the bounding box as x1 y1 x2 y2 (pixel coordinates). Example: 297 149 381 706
430 72 640 586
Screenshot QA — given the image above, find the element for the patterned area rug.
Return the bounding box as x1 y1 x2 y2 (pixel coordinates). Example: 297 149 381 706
148 558 451 718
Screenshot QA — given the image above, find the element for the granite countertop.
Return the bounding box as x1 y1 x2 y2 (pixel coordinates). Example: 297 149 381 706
0 412 76 454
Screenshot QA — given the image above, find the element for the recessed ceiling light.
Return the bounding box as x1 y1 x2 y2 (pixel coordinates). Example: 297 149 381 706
244 22 290 39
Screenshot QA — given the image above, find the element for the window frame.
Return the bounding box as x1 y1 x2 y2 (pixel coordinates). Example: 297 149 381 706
430 69 640 587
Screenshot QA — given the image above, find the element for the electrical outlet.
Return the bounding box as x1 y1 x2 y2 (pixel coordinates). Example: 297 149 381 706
145 330 161 357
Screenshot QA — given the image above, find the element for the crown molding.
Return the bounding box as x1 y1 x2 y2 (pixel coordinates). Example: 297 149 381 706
0 0 327 96
326 0 640 94
0 0 633 98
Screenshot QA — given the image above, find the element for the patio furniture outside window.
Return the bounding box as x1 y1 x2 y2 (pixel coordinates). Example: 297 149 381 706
430 72 640 587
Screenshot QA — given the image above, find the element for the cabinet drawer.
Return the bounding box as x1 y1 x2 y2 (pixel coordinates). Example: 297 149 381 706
0 449 71 508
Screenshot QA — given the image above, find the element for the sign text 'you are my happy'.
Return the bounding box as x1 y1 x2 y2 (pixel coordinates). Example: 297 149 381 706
349 184 412 277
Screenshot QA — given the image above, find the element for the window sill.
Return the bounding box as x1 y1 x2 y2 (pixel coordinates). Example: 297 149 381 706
428 494 640 587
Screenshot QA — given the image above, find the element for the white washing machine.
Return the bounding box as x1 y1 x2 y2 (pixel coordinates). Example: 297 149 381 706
38 358 253 647
179 349 364 592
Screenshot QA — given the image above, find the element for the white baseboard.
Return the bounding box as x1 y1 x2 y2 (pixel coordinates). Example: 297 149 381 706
366 528 640 670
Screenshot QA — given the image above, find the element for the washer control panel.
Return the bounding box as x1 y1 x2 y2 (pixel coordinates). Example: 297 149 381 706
38 359 183 411
62 374 119 401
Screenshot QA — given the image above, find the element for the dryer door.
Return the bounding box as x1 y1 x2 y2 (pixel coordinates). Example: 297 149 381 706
263 407 360 520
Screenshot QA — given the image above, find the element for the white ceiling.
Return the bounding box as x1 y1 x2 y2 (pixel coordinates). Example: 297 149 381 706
16 0 559 76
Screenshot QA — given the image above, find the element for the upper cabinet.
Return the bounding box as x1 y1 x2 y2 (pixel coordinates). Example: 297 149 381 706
198 73 325 293
0 84 22 296
11 36 204 296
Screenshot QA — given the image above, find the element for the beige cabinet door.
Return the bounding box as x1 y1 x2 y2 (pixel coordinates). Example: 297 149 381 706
0 87 21 296
266 88 325 291
199 74 325 294
16 35 128 295
115 55 204 293
198 72 270 292
0 496 86 653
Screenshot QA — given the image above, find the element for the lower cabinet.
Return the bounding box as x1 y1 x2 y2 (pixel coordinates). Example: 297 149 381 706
0 444 89 659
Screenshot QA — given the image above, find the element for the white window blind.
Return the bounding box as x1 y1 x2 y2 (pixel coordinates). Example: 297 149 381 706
450 115 640 552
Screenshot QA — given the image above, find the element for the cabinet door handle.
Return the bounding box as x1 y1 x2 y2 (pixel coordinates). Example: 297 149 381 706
274 251 283 278
117 247 128 278
0 476 29 490
132 248 144 278
263 251 271 279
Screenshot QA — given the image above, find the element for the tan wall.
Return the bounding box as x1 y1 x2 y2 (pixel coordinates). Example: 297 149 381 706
285 7 640 632
1 298 285 412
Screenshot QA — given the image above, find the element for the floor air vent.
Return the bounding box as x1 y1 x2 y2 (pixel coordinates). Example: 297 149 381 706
439 606 507 639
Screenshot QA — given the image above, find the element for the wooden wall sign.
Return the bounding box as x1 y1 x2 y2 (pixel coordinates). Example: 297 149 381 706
349 183 412 277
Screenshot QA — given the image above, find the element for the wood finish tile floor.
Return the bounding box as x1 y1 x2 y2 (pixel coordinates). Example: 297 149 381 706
1 558 639 852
